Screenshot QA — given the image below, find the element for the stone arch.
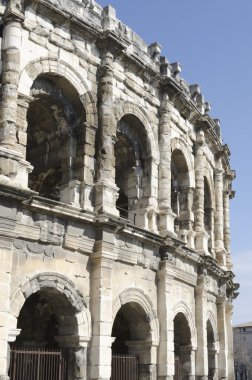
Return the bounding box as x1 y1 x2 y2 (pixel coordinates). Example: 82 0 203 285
113 288 159 344
173 302 197 349
18 58 97 126
171 137 195 187
114 101 159 163
10 271 91 340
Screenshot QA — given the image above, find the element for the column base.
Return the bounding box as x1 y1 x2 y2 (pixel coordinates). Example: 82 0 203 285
94 180 119 216
215 241 227 267
0 147 33 188
159 208 177 235
135 207 158 231
60 180 81 208
195 230 210 255
80 182 94 212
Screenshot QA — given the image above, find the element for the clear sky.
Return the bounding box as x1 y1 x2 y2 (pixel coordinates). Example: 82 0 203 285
97 0 252 325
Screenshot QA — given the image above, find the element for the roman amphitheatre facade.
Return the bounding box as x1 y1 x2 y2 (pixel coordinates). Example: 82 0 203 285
0 0 238 379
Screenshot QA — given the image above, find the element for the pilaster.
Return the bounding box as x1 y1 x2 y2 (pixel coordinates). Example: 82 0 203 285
0 200 16 380
157 259 175 380
217 296 228 379
0 8 31 188
225 303 235 380
214 159 226 267
194 131 209 255
94 51 119 216
158 94 176 235
223 185 234 271
81 125 97 212
89 225 116 380
195 269 208 379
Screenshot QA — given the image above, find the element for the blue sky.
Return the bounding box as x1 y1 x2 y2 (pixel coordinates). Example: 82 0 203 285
97 0 252 325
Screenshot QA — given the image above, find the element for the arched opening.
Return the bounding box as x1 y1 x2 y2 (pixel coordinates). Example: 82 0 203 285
174 312 193 380
16 289 78 347
207 320 216 380
204 177 213 251
115 115 149 222
9 288 83 380
171 149 191 232
111 302 153 380
26 75 86 202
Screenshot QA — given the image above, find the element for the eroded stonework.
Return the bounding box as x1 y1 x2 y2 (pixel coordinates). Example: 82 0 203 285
0 0 238 379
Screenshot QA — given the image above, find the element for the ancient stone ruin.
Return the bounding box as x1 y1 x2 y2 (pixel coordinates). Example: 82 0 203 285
0 0 238 379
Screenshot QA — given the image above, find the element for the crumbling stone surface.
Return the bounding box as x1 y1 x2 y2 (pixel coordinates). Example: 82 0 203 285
0 1 237 380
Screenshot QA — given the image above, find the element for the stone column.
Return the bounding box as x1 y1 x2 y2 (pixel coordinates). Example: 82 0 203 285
0 201 16 380
158 94 176 235
223 179 234 271
81 125 96 211
194 131 209 254
157 259 175 380
89 225 115 380
214 159 226 267
195 269 208 379
226 303 235 380
94 51 119 216
0 6 32 187
217 296 228 379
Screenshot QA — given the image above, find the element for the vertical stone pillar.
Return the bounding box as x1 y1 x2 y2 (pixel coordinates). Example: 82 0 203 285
195 269 208 379
217 296 228 379
225 303 235 380
214 159 226 267
194 131 209 254
81 125 97 211
157 259 175 380
89 225 115 380
0 200 16 380
0 242 12 380
16 95 31 157
0 6 31 187
223 175 234 270
94 51 119 216
158 94 176 235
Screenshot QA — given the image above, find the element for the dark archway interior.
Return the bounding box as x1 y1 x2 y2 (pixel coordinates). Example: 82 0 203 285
171 149 189 218
111 302 150 354
115 115 147 218
174 312 191 356
115 133 136 216
174 312 192 380
26 75 86 201
16 289 78 348
207 320 216 379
